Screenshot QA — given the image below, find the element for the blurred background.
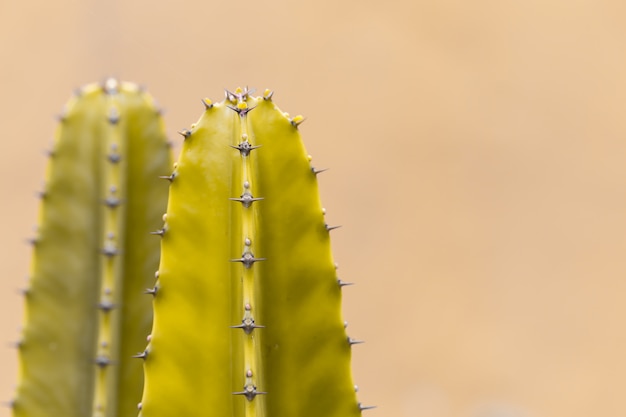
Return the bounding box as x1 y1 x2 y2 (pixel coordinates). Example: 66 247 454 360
2 0 626 416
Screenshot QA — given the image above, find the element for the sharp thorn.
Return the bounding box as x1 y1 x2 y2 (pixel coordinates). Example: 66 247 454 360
178 129 191 139
338 279 355 287
132 350 148 360
233 385 267 401
325 224 342 232
263 89 274 100
230 252 266 268
158 173 175 182
348 337 365 345
359 403 377 411
202 98 213 109
230 142 261 157
312 167 329 175
229 194 264 208
227 104 256 116
150 228 166 237
290 115 305 127
230 319 265 334
144 287 158 296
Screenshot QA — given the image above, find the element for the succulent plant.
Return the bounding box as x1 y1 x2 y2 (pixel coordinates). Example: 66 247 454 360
12 79 172 417
139 87 372 417
11 84 373 417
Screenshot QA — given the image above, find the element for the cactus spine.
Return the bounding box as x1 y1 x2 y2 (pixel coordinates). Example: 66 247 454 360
13 79 172 417
140 88 368 417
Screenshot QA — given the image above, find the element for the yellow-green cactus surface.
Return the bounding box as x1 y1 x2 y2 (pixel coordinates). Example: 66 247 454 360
140 88 366 417
13 79 172 417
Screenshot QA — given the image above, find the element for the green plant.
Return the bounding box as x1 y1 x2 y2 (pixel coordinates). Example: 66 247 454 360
12 85 373 417
139 87 371 417
12 79 172 417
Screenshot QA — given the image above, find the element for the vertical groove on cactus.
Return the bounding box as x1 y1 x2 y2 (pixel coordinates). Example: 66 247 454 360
140 88 365 417
13 79 172 417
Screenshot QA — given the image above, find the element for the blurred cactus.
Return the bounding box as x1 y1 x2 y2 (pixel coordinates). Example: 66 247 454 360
12 79 172 417
139 87 372 417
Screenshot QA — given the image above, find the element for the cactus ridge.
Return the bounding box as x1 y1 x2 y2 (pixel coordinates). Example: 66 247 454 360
13 79 172 417
140 87 368 417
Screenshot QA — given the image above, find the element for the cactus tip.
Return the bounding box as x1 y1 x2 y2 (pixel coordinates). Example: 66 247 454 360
178 129 191 139
202 98 213 109
227 103 255 116
290 115 305 127
102 78 120 95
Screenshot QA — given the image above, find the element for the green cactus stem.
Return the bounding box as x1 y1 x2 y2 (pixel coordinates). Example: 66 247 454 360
13 79 172 417
140 87 370 417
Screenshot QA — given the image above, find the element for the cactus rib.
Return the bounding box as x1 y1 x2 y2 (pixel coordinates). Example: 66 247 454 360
13 79 172 417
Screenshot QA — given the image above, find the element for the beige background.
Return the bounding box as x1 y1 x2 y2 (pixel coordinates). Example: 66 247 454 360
2 1 626 416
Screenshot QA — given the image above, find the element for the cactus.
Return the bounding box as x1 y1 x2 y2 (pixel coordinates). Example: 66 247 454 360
139 87 371 417
13 79 172 417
